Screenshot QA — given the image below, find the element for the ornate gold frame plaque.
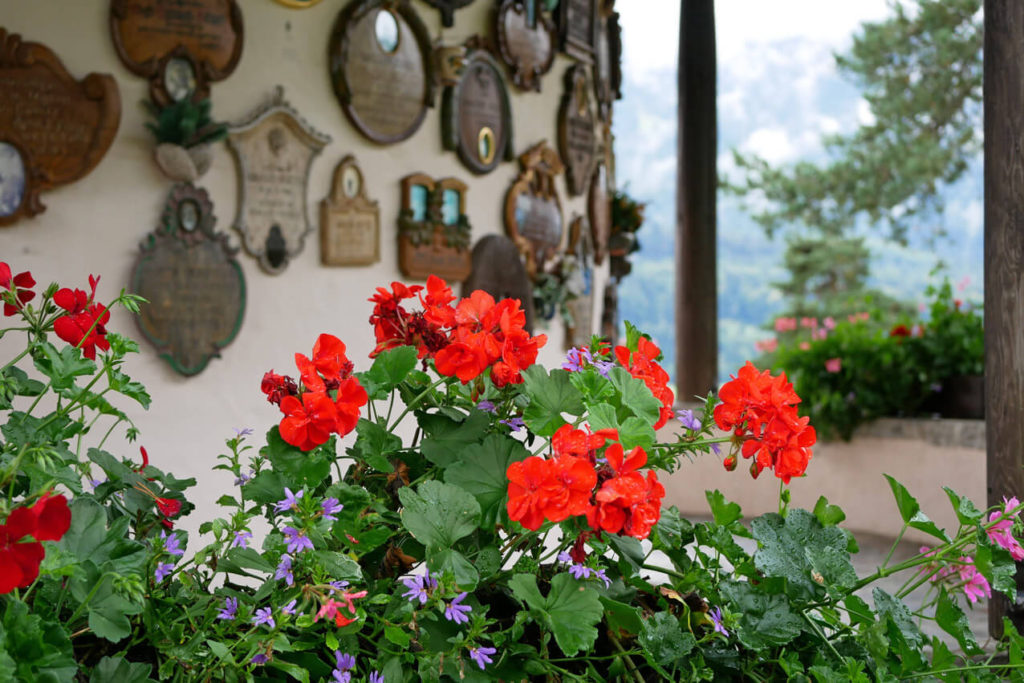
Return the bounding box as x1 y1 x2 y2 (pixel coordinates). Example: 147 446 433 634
558 64 597 197
227 87 331 274
320 155 380 266
503 141 565 279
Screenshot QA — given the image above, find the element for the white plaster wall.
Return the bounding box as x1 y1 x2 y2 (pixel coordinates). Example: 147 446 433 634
0 0 608 537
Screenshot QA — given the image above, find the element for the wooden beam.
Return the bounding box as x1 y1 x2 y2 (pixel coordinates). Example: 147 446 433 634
985 0 1024 637
675 0 717 399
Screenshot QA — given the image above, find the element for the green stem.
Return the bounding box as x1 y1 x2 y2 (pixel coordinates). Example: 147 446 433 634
881 522 908 569
902 663 1024 679
67 573 114 624
387 376 450 430
609 633 647 683
641 563 688 582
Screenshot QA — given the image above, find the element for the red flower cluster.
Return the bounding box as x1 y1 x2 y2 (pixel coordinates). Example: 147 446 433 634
506 425 666 540
714 361 816 483
0 493 71 593
263 334 368 451
369 276 547 388
53 275 110 360
0 262 35 316
615 337 675 429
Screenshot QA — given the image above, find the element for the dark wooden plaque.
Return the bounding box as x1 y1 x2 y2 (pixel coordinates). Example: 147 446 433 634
442 45 513 175
504 141 565 279
558 64 597 197
462 234 535 334
495 0 555 92
587 160 610 265
132 183 245 376
558 0 596 62
227 87 331 274
422 0 475 27
109 0 244 106
0 30 121 226
321 155 380 266
594 4 622 120
398 173 472 281
329 1 435 145
564 215 594 348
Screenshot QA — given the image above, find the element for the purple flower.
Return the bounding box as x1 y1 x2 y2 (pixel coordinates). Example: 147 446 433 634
369 672 384 683
335 651 355 671
594 360 615 378
401 574 431 605
233 427 254 438
676 409 701 431
217 597 238 620
445 592 472 624
283 526 314 554
321 497 343 522
709 606 729 637
274 487 303 513
251 653 269 665
562 347 593 372
154 562 174 582
476 399 497 414
329 580 350 594
594 568 611 589
569 563 593 580
500 417 525 432
281 599 299 616
710 442 721 456
234 471 252 486
160 530 184 557
275 554 294 586
252 607 275 629
468 646 496 670
89 478 105 490
332 672 351 683
231 530 252 549
557 550 572 564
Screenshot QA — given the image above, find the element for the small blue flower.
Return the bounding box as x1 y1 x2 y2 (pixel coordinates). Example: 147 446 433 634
321 497 343 522
476 399 497 414
283 526 314 554
251 653 269 665
468 646 496 670
401 574 430 605
231 530 252 549
444 592 472 624
217 597 238 621
594 568 612 589
335 651 355 671
500 417 525 432
568 563 593 580
154 562 174 582
709 606 729 637
281 599 299 616
275 554 294 586
369 671 384 683
557 550 573 564
594 360 615 378
252 607 275 629
160 530 184 557
274 487 303 513
676 409 701 431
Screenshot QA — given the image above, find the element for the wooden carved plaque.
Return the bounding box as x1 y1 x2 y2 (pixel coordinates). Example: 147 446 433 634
132 183 245 376
564 216 595 348
0 30 121 226
422 0 475 28
442 45 513 175
329 1 435 145
495 0 555 92
462 234 535 334
587 160 610 265
504 141 565 279
320 155 380 266
399 173 472 281
227 88 331 274
558 0 596 62
109 0 244 106
558 64 597 197
594 4 622 120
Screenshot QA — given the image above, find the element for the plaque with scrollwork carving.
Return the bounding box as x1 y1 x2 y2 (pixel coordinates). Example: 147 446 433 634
0 29 121 226
398 173 472 281
131 183 246 376
558 64 597 197
109 0 244 106
442 44 513 175
503 141 565 279
495 0 555 92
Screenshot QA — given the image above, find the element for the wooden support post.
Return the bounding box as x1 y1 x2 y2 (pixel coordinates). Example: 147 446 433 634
675 0 717 399
985 0 1024 636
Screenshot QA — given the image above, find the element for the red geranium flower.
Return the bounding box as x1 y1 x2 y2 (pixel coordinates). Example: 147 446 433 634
0 493 72 594
53 275 110 360
543 455 597 523
333 376 368 437
279 391 338 451
551 424 618 460
434 342 488 384
27 492 72 542
615 338 675 429
261 371 298 406
0 262 35 316
506 456 557 531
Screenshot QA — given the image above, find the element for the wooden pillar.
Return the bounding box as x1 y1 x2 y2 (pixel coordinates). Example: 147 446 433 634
675 0 717 398
985 0 1024 636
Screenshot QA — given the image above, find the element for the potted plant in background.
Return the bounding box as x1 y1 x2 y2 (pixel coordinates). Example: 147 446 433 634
609 188 645 280
145 98 228 182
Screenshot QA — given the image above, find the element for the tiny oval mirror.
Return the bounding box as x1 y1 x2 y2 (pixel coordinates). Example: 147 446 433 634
375 10 400 54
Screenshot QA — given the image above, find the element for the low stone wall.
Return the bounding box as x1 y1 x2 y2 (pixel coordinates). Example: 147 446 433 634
659 417 986 543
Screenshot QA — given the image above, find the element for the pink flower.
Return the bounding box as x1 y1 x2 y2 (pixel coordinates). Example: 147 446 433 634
823 317 836 330
799 317 818 329
773 317 797 333
918 302 928 313
812 328 828 341
957 275 971 292
799 342 811 351
824 358 842 373
754 338 778 353
988 497 1024 561
958 558 991 604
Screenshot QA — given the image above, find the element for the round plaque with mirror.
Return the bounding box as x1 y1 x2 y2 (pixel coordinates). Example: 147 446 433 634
441 46 513 175
328 0 435 145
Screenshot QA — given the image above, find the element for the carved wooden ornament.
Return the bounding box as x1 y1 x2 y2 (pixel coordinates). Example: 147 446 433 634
495 0 555 92
442 45 513 175
462 234 535 334
109 0 244 106
398 173 472 281
329 1 435 145
320 155 380 266
227 87 331 274
422 0 475 27
587 160 610 265
131 183 245 376
558 64 597 196
594 4 623 120
0 29 121 226
564 215 595 348
504 141 565 279
558 0 596 62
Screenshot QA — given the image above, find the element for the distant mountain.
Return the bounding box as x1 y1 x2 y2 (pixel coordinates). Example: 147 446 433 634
612 36 983 386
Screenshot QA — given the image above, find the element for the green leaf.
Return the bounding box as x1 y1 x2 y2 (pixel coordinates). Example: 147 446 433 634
312 550 362 581
943 486 983 526
585 403 655 451
706 490 743 527
720 581 804 650
89 655 155 683
444 434 528 528
32 342 96 390
358 345 419 399
86 576 142 642
418 410 490 468
600 597 644 637
607 367 661 425
872 588 923 650
974 539 1017 599
262 427 332 487
384 625 412 648
751 510 855 601
813 496 846 527
107 369 151 408
223 548 274 574
843 595 875 627
429 548 479 590
398 480 480 550
509 573 603 656
521 366 585 436
351 418 401 472
935 588 982 655
638 612 695 667
0 601 76 682
884 474 921 524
